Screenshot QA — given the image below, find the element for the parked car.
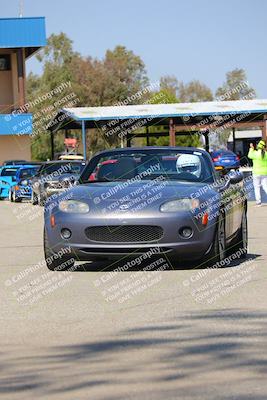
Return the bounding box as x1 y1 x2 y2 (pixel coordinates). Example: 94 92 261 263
0 165 26 199
2 160 27 166
9 165 41 202
31 160 86 206
210 150 240 170
44 147 247 271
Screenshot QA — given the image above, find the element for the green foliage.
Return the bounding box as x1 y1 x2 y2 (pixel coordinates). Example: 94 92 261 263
149 89 178 104
160 75 179 98
215 68 256 100
26 33 77 160
177 80 213 102
27 34 149 158
212 69 256 149
26 32 256 159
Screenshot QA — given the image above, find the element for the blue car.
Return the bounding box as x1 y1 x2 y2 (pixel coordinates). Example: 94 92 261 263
210 150 240 171
0 165 22 199
9 165 40 202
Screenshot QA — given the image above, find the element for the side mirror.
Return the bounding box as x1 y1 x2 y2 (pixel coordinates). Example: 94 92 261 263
228 170 244 185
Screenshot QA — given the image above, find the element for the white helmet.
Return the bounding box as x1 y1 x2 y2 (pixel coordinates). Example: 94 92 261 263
176 154 201 178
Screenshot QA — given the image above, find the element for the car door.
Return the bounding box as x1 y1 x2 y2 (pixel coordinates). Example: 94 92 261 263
32 166 43 196
230 179 244 234
220 184 234 240
222 177 243 241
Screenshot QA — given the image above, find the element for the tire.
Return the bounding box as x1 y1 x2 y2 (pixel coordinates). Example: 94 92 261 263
205 212 226 267
228 210 248 259
44 229 75 271
31 191 38 205
9 190 13 202
38 192 46 207
12 191 21 203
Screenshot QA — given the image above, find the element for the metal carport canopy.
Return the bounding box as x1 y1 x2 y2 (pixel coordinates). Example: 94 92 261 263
48 99 267 159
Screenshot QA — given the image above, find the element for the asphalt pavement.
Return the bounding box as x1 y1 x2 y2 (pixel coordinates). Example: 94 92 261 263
0 199 267 400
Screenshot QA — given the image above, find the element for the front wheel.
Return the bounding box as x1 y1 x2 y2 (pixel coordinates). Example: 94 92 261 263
229 211 248 259
44 229 75 271
31 190 38 205
12 191 21 203
205 212 226 267
38 192 46 207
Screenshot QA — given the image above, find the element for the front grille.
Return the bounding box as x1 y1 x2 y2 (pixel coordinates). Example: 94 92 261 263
46 181 70 189
85 225 164 243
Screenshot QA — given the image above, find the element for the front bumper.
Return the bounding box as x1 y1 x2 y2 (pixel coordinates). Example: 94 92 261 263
45 211 217 261
14 186 32 198
214 161 240 170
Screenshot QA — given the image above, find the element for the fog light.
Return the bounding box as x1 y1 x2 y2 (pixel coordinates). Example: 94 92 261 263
61 228 72 240
179 227 193 238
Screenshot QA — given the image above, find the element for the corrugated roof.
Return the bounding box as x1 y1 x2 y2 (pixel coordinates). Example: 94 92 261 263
62 99 267 121
0 17 46 52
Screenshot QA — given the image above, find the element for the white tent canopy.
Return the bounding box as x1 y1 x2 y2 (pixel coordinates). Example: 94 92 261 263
62 99 267 121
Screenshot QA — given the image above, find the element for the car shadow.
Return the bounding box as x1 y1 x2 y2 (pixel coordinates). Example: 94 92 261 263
71 252 261 272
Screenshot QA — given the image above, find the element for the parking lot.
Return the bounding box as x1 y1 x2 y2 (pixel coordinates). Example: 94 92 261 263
0 200 267 400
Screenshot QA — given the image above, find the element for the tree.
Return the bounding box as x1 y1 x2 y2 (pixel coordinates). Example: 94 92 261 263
70 46 149 148
104 46 148 104
27 33 78 160
177 80 213 102
70 46 148 107
212 69 257 150
215 68 256 100
27 35 150 158
160 75 179 98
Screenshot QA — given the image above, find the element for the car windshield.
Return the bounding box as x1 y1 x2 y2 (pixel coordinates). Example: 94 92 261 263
81 150 214 183
40 162 83 176
4 160 26 165
19 167 39 179
1 168 19 177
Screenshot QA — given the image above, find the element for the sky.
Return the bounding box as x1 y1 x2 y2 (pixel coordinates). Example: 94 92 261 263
1 0 267 98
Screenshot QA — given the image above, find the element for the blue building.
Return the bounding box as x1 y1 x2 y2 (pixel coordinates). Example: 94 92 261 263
0 17 46 164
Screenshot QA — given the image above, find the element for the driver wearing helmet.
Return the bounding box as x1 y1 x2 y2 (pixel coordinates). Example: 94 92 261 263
176 154 202 178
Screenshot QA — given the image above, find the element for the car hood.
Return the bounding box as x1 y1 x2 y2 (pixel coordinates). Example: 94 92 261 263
0 176 14 186
51 180 219 216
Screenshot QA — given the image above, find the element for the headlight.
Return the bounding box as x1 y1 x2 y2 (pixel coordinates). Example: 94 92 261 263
160 198 199 212
59 200 90 213
21 179 28 186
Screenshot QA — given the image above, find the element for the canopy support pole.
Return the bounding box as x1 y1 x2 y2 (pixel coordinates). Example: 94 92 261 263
169 119 176 146
126 133 131 147
232 127 236 153
204 130 210 152
82 120 87 160
50 131 54 160
146 126 150 146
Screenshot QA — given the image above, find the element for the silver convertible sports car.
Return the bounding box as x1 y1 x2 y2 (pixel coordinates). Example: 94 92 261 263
44 147 248 270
